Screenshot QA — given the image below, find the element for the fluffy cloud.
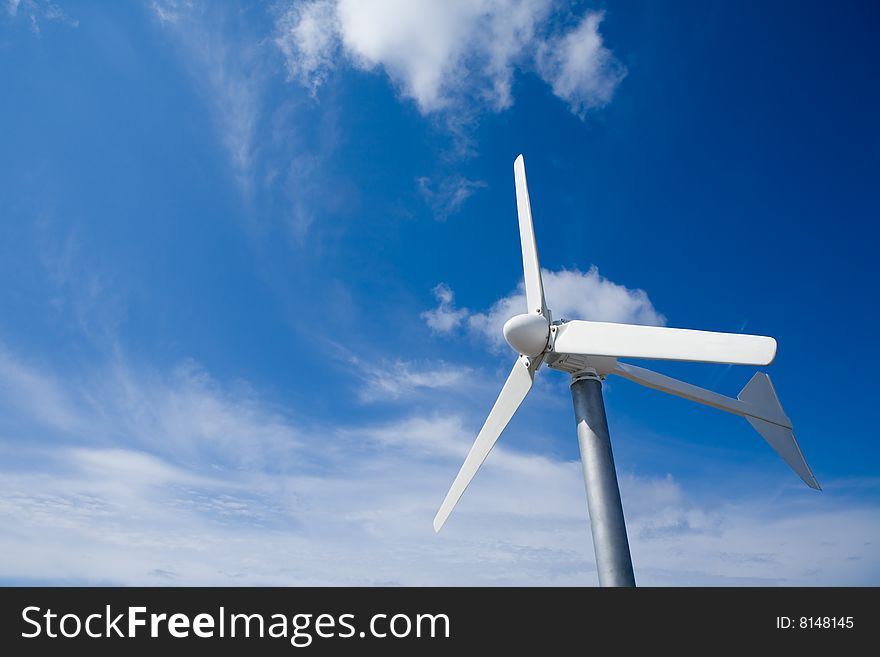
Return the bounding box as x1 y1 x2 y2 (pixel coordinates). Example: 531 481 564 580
536 12 626 118
421 283 470 333
423 267 665 349
275 0 625 118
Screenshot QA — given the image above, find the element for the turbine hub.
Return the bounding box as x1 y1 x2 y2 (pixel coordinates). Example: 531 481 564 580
503 313 550 357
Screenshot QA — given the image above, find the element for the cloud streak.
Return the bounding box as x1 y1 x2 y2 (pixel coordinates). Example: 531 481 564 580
6 0 79 33
151 1 264 192
0 342 876 585
353 358 472 403
416 175 487 221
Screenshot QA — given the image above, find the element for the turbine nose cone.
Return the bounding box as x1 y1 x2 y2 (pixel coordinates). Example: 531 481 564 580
503 313 550 357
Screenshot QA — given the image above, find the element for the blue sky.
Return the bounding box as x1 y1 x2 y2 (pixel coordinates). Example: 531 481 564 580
0 0 877 585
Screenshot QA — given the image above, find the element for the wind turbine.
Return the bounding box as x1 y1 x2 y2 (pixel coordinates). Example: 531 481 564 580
433 154 820 587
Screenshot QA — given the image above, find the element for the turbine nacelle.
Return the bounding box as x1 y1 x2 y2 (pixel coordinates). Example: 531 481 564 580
502 313 550 357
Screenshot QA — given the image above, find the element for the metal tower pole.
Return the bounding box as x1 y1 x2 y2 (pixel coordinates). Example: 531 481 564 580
570 370 636 587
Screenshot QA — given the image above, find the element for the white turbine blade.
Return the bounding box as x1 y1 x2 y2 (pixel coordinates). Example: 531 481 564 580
611 362 820 489
553 320 777 366
514 155 547 316
434 355 538 532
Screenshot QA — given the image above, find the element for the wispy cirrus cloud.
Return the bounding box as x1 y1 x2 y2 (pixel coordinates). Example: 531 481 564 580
149 1 356 243
5 0 78 33
416 175 487 221
0 340 876 585
150 1 264 193
353 358 472 403
275 0 625 120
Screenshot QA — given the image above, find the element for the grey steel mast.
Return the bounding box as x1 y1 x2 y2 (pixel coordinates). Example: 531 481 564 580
570 370 635 587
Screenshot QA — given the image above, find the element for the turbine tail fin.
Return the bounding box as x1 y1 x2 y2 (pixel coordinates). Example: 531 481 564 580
738 373 820 490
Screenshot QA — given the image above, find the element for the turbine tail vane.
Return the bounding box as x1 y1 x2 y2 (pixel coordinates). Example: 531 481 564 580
738 372 820 489
610 362 819 489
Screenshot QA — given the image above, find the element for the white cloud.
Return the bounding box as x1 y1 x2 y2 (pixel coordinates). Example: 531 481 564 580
275 0 624 119
423 267 665 348
333 0 504 112
421 283 470 333
275 0 340 96
0 342 877 585
536 12 626 118
354 358 471 403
